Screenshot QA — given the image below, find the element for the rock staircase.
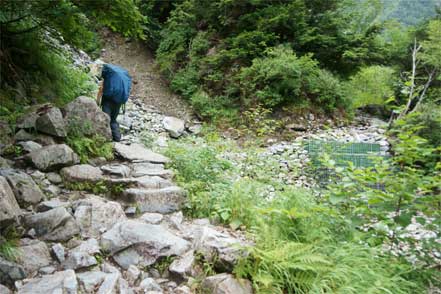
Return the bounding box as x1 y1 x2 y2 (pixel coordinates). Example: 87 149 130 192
0 97 252 294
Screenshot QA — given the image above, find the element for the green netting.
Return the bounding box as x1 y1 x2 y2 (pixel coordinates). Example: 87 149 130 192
305 140 388 168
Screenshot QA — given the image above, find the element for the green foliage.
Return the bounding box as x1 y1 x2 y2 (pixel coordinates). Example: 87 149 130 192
345 65 396 108
0 227 21 262
238 46 346 112
155 0 387 121
420 19 441 69
66 135 114 164
0 0 144 111
241 105 281 137
166 130 434 293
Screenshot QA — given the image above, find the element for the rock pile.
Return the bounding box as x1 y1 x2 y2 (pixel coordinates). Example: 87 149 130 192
0 97 253 294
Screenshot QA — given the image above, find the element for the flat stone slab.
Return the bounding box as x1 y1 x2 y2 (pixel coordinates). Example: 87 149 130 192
114 143 169 163
16 270 77 294
61 164 104 183
123 186 185 214
131 162 173 178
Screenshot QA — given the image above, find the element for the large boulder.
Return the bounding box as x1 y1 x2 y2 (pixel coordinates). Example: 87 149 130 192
123 186 185 214
0 284 11 294
114 143 169 163
16 239 52 275
61 164 104 183
16 269 78 294
0 169 44 206
0 257 26 286
100 220 190 269
73 195 126 238
202 273 253 294
35 107 67 137
192 226 249 271
62 238 100 270
29 144 79 171
0 176 21 226
17 141 42 153
163 116 185 138
64 96 112 140
23 207 80 241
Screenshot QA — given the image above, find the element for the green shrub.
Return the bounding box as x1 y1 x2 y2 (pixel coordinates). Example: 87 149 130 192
237 46 345 112
66 135 114 163
345 65 396 108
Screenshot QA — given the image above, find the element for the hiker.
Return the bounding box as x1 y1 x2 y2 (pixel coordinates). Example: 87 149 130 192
97 63 132 142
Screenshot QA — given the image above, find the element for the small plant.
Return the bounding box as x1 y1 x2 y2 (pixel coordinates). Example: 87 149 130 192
66 135 114 163
0 226 21 262
241 104 281 137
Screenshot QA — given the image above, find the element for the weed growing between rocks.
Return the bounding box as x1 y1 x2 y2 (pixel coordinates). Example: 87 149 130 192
66 135 114 164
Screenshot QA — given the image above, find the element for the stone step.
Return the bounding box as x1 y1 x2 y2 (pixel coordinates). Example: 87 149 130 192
123 186 186 214
108 175 173 189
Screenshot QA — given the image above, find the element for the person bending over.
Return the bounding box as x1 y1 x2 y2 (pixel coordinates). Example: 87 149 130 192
97 63 132 142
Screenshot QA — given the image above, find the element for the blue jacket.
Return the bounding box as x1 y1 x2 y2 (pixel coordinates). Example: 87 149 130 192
102 64 132 104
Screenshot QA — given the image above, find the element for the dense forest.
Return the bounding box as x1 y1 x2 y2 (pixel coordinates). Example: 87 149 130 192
0 0 440 293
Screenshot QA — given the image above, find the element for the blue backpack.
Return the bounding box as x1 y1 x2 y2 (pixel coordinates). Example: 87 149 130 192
102 64 132 105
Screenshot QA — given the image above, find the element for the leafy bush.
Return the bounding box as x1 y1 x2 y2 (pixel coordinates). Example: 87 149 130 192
238 46 345 112
345 65 396 108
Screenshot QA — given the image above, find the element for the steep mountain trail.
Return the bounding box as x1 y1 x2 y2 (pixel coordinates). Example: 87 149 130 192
100 31 194 121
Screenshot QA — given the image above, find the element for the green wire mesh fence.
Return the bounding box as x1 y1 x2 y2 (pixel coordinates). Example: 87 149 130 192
304 140 389 186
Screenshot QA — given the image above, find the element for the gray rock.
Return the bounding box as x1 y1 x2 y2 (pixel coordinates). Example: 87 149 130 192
23 207 80 241
0 156 11 168
0 284 12 294
0 176 21 227
140 213 163 224
43 184 60 197
46 172 62 184
14 130 34 142
16 269 78 294
63 239 100 270
286 123 307 132
163 116 185 138
29 144 79 171
52 243 66 263
60 164 104 183
125 265 140 285
73 195 126 238
114 143 169 163
97 272 120 294
16 239 52 275
188 124 202 135
0 257 26 286
35 107 67 137
16 107 41 129
123 186 185 214
193 226 248 271
36 198 69 212
38 266 56 275
33 134 56 146
125 206 137 216
101 163 131 178
101 220 190 268
135 176 173 189
17 141 42 153
64 96 112 140
77 271 107 293
173 285 191 294
0 169 44 206
169 250 195 279
30 170 45 180
139 278 162 292
202 273 253 294
131 162 173 179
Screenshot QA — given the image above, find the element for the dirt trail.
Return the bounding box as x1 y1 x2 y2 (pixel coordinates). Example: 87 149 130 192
100 31 193 121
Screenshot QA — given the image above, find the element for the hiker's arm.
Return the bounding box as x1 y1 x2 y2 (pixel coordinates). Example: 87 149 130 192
96 80 104 105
